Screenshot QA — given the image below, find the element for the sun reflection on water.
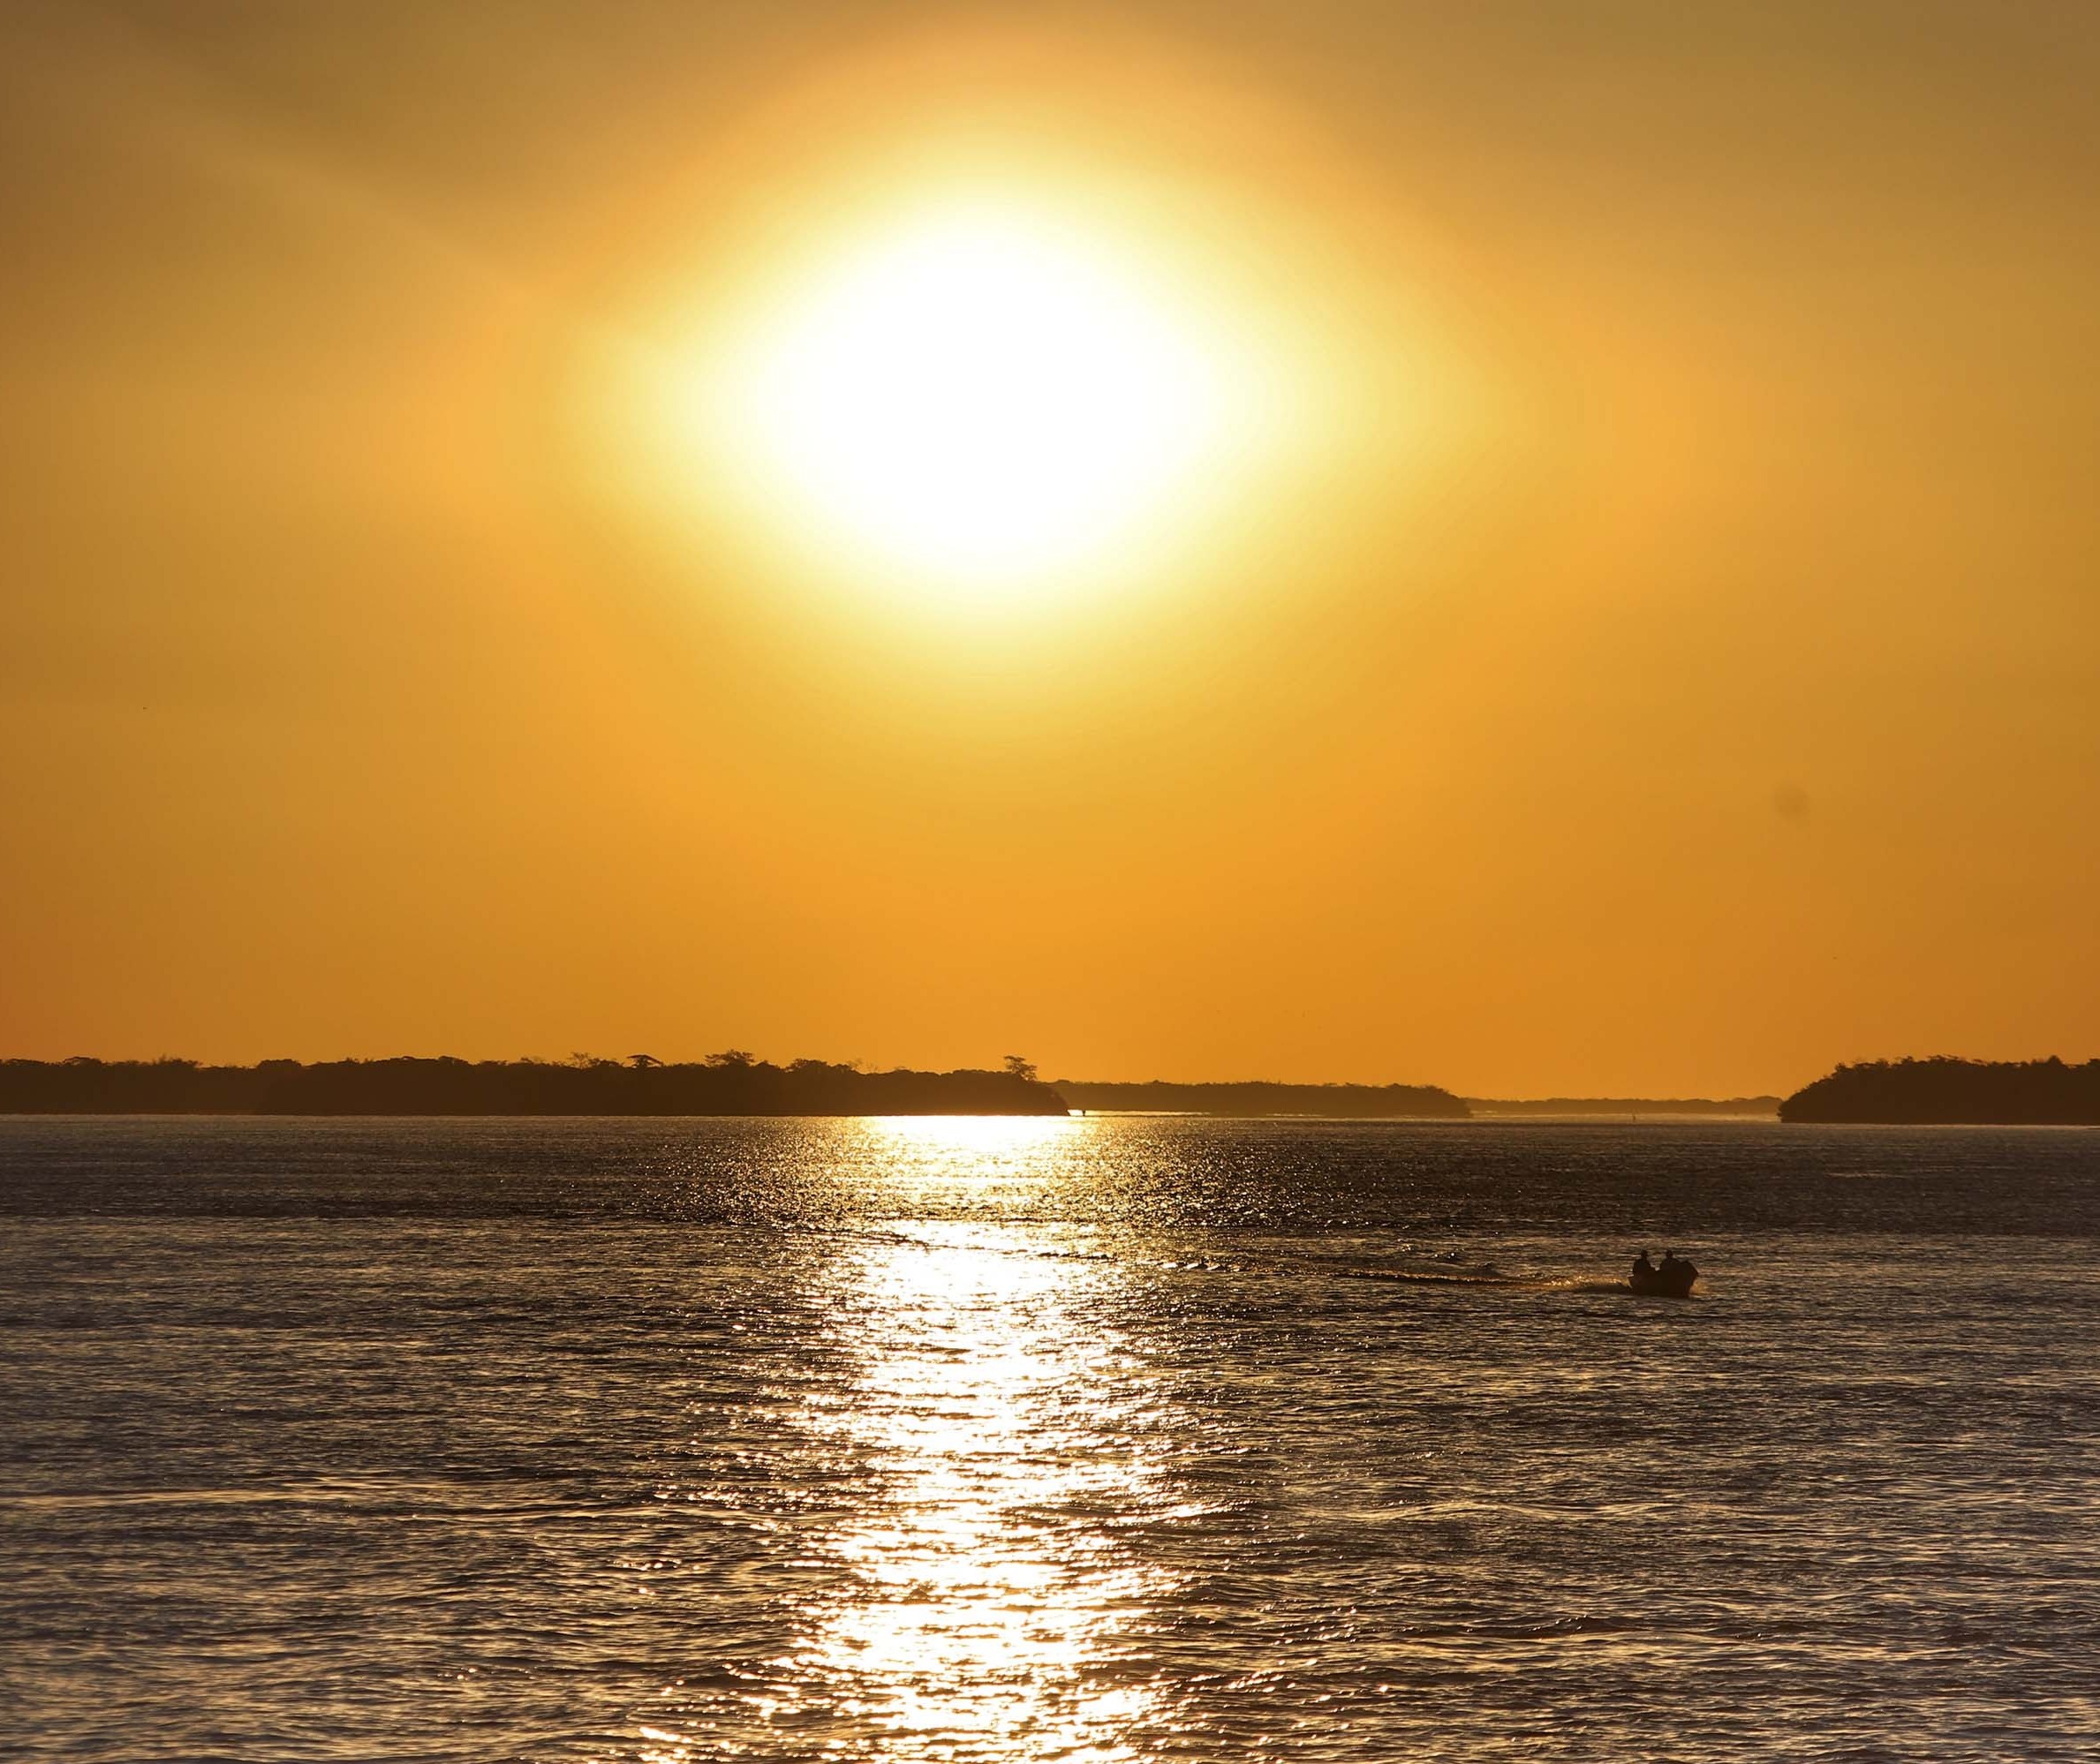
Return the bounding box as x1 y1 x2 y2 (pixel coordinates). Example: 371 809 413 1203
847 1114 1090 1217
792 1200 1171 1760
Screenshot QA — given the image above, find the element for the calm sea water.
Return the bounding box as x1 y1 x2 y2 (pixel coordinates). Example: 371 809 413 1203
3 1116 2096 1762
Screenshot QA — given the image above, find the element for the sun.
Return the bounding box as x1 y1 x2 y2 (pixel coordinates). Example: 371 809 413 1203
678 196 1280 603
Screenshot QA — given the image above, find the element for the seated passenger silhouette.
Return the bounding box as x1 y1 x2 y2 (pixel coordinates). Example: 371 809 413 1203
1632 1249 1656 1281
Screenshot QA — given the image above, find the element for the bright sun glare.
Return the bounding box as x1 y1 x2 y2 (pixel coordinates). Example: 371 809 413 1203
685 199 1280 601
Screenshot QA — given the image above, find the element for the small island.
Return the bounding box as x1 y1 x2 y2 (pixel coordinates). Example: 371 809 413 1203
1779 1057 2100 1125
0 1054 1069 1117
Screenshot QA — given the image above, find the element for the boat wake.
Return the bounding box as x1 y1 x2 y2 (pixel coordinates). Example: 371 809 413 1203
1342 1266 1634 1295
814 1224 1681 1297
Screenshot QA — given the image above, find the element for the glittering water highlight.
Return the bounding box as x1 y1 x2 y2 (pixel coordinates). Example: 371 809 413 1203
4 1116 2096 1760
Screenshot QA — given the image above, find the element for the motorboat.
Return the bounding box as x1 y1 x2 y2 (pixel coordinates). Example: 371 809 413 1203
1628 1255 1698 1297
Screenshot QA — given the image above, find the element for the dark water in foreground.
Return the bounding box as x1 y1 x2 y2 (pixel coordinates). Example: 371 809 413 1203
4 1117 2096 1762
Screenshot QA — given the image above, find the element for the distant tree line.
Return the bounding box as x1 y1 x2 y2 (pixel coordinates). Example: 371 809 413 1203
1054 1080 1469 1118
1466 1097 1779 1117
1779 1057 2100 1124
0 1054 1069 1117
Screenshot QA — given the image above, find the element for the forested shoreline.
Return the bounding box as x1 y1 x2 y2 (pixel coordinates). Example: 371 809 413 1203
0 1056 1069 1116
33 1055 2089 1123
1779 1058 2100 1124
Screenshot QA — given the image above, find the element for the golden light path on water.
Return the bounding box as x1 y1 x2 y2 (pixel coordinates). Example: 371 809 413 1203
783 1119 1173 1761
16 1119 2100 1760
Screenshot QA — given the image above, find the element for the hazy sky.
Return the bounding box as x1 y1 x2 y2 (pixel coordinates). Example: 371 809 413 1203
4 1 2096 1095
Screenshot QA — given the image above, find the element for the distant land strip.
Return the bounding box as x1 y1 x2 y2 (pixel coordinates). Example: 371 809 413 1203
1779 1057 2100 1124
0 1056 1068 1117
1466 1097 1779 1117
1054 1081 1468 1118
19 1056 2088 1124
5 1061 1474 1119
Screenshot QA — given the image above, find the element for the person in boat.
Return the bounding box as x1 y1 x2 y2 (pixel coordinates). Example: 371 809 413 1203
1661 1249 1688 1278
1632 1249 1657 1282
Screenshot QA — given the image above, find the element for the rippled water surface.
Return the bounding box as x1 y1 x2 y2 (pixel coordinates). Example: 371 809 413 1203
4 1117 2096 1761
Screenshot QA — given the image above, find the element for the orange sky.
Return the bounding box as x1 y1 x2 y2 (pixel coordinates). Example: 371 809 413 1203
3 1 2096 1096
